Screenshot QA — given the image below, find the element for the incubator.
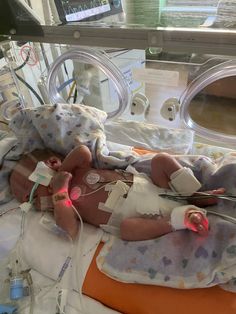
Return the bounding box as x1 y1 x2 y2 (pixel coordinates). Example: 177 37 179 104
0 1 236 313
1 42 236 147
0 1 235 146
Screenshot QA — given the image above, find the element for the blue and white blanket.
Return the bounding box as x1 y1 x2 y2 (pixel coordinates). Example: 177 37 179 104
97 153 236 292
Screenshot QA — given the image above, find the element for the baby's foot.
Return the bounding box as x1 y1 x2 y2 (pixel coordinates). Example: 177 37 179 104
191 187 226 207
185 208 209 236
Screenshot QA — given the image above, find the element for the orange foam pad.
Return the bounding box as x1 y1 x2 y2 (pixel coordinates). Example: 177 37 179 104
133 147 158 155
82 244 236 314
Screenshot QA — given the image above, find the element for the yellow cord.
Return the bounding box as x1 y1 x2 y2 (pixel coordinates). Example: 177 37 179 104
67 81 76 101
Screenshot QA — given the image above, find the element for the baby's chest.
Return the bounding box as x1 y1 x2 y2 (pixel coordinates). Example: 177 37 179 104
69 168 124 208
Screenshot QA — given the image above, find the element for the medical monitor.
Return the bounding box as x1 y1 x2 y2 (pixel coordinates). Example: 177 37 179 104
54 0 123 24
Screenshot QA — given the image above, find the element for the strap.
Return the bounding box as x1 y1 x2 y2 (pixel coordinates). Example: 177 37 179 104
169 167 201 196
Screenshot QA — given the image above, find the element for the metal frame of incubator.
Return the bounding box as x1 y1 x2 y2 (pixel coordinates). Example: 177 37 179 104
0 0 236 55
6 26 236 56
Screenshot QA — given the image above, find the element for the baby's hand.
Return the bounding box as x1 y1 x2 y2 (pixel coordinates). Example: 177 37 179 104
184 208 209 236
45 156 62 171
51 171 72 194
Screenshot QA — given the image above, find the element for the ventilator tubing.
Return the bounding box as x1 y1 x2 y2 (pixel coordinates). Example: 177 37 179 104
169 167 201 196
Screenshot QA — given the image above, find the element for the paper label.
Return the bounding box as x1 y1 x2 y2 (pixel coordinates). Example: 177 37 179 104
132 68 180 87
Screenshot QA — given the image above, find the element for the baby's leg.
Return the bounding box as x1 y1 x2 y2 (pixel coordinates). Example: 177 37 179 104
151 152 201 195
120 205 208 241
120 216 173 241
151 152 182 188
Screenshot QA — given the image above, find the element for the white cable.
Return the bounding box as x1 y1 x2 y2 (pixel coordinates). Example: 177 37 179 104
68 178 133 311
207 210 236 224
34 233 74 300
71 207 85 312
80 180 133 197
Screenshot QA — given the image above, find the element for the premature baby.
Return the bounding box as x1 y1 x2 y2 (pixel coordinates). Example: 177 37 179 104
10 145 224 240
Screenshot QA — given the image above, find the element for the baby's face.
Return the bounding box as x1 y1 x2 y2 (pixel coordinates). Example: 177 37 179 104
10 152 62 210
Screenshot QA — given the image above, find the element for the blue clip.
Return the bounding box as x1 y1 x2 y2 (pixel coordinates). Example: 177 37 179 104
10 277 24 300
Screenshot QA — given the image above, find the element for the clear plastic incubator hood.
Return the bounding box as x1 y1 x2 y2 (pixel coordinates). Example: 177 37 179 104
161 58 236 146
47 47 131 120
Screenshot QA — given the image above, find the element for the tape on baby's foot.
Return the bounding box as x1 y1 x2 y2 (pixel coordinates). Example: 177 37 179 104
184 208 209 233
169 167 201 196
170 205 207 231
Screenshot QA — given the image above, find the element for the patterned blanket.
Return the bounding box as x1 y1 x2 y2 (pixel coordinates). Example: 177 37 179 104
97 153 236 292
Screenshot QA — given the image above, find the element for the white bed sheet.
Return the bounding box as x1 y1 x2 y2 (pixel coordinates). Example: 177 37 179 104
0 201 120 314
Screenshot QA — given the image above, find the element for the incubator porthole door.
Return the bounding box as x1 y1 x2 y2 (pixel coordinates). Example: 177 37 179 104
47 47 131 120
180 60 236 145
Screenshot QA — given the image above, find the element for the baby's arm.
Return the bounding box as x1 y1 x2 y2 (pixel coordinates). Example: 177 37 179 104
59 145 92 173
51 171 79 240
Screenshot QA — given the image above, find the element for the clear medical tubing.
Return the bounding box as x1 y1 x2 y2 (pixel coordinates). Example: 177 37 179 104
179 59 236 145
47 47 131 119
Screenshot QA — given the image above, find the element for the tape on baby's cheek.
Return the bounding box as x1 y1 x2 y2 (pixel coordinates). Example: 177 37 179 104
40 196 54 211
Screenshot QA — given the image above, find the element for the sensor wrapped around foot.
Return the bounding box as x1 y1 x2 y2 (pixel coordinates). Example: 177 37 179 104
169 167 201 196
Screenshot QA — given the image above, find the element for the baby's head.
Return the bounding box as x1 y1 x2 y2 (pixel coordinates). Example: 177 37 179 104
10 150 62 209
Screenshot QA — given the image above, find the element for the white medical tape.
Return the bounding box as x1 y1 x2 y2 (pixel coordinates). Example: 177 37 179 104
99 224 120 237
29 161 56 186
104 184 114 192
98 202 113 213
169 167 201 196
20 202 32 213
170 205 206 230
104 180 130 209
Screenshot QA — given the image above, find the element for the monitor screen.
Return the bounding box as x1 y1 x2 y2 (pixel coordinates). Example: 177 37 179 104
54 0 122 23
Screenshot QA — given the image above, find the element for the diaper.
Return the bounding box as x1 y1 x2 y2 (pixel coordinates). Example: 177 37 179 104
100 173 184 236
